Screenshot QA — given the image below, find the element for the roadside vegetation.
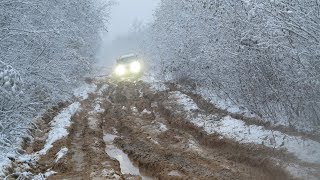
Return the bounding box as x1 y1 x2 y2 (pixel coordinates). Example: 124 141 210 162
0 0 111 171
135 0 320 135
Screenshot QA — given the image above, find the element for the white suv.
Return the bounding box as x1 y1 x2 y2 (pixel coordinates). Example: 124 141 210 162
113 54 144 79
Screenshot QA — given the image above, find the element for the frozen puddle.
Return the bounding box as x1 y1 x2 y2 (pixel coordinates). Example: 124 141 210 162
103 134 154 180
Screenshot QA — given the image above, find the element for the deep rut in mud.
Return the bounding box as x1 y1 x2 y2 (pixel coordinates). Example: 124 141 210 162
100 81 291 180
8 79 294 180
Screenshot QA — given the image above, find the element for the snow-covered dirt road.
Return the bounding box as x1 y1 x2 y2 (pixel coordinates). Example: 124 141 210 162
5 78 320 179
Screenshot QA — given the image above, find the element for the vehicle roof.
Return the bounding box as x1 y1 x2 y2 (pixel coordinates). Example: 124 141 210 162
119 53 137 59
117 54 138 64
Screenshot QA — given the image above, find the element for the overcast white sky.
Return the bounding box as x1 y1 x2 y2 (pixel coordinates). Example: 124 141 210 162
104 0 160 42
96 0 160 69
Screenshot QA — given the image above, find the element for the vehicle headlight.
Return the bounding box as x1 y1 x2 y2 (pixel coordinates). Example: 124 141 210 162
130 61 141 73
115 65 126 76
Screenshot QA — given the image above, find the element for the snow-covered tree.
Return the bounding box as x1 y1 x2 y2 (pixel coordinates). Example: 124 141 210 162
0 0 111 151
145 0 320 133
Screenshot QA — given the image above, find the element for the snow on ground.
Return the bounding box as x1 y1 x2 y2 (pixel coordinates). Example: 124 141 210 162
89 102 105 130
170 91 320 165
0 102 80 179
196 86 255 117
55 147 68 163
39 102 80 155
0 102 81 177
200 116 320 164
94 104 105 113
33 171 57 180
141 73 168 91
169 91 198 111
131 106 138 114
0 83 98 177
0 157 11 177
97 84 109 96
195 86 315 133
142 109 152 115
286 163 320 180
73 83 97 100
0 83 95 177
158 123 168 132
10 170 58 180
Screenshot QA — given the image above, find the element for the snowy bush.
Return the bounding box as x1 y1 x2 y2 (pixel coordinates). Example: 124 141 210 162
143 0 320 133
1 0 112 100
0 0 112 172
0 61 24 148
0 61 22 96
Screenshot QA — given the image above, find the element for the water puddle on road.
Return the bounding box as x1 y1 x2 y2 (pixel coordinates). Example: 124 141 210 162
103 134 154 180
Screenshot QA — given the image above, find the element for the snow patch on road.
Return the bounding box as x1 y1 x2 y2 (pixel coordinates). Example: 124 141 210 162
169 91 198 111
40 102 80 155
3 168 57 180
201 116 320 164
94 104 105 113
187 139 202 153
131 106 138 114
88 116 98 130
196 86 255 117
196 86 315 133
55 147 68 163
7 102 80 179
171 91 320 164
88 102 105 130
168 170 183 177
158 123 168 132
142 73 168 91
74 83 97 100
97 84 109 96
0 158 11 177
142 109 152 115
33 171 57 180
286 164 320 180
16 153 39 164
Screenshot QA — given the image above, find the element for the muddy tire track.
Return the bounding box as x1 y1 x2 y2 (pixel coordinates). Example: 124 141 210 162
8 79 297 179
48 93 123 179
101 81 291 180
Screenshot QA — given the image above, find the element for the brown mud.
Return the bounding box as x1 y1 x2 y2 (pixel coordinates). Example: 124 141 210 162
7 78 302 180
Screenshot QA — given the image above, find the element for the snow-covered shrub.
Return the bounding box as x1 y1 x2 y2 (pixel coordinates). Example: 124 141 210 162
0 0 112 172
144 0 320 133
0 61 25 151
0 61 22 96
0 0 111 101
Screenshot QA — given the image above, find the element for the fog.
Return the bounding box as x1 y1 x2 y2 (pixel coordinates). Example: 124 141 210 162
96 0 160 71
